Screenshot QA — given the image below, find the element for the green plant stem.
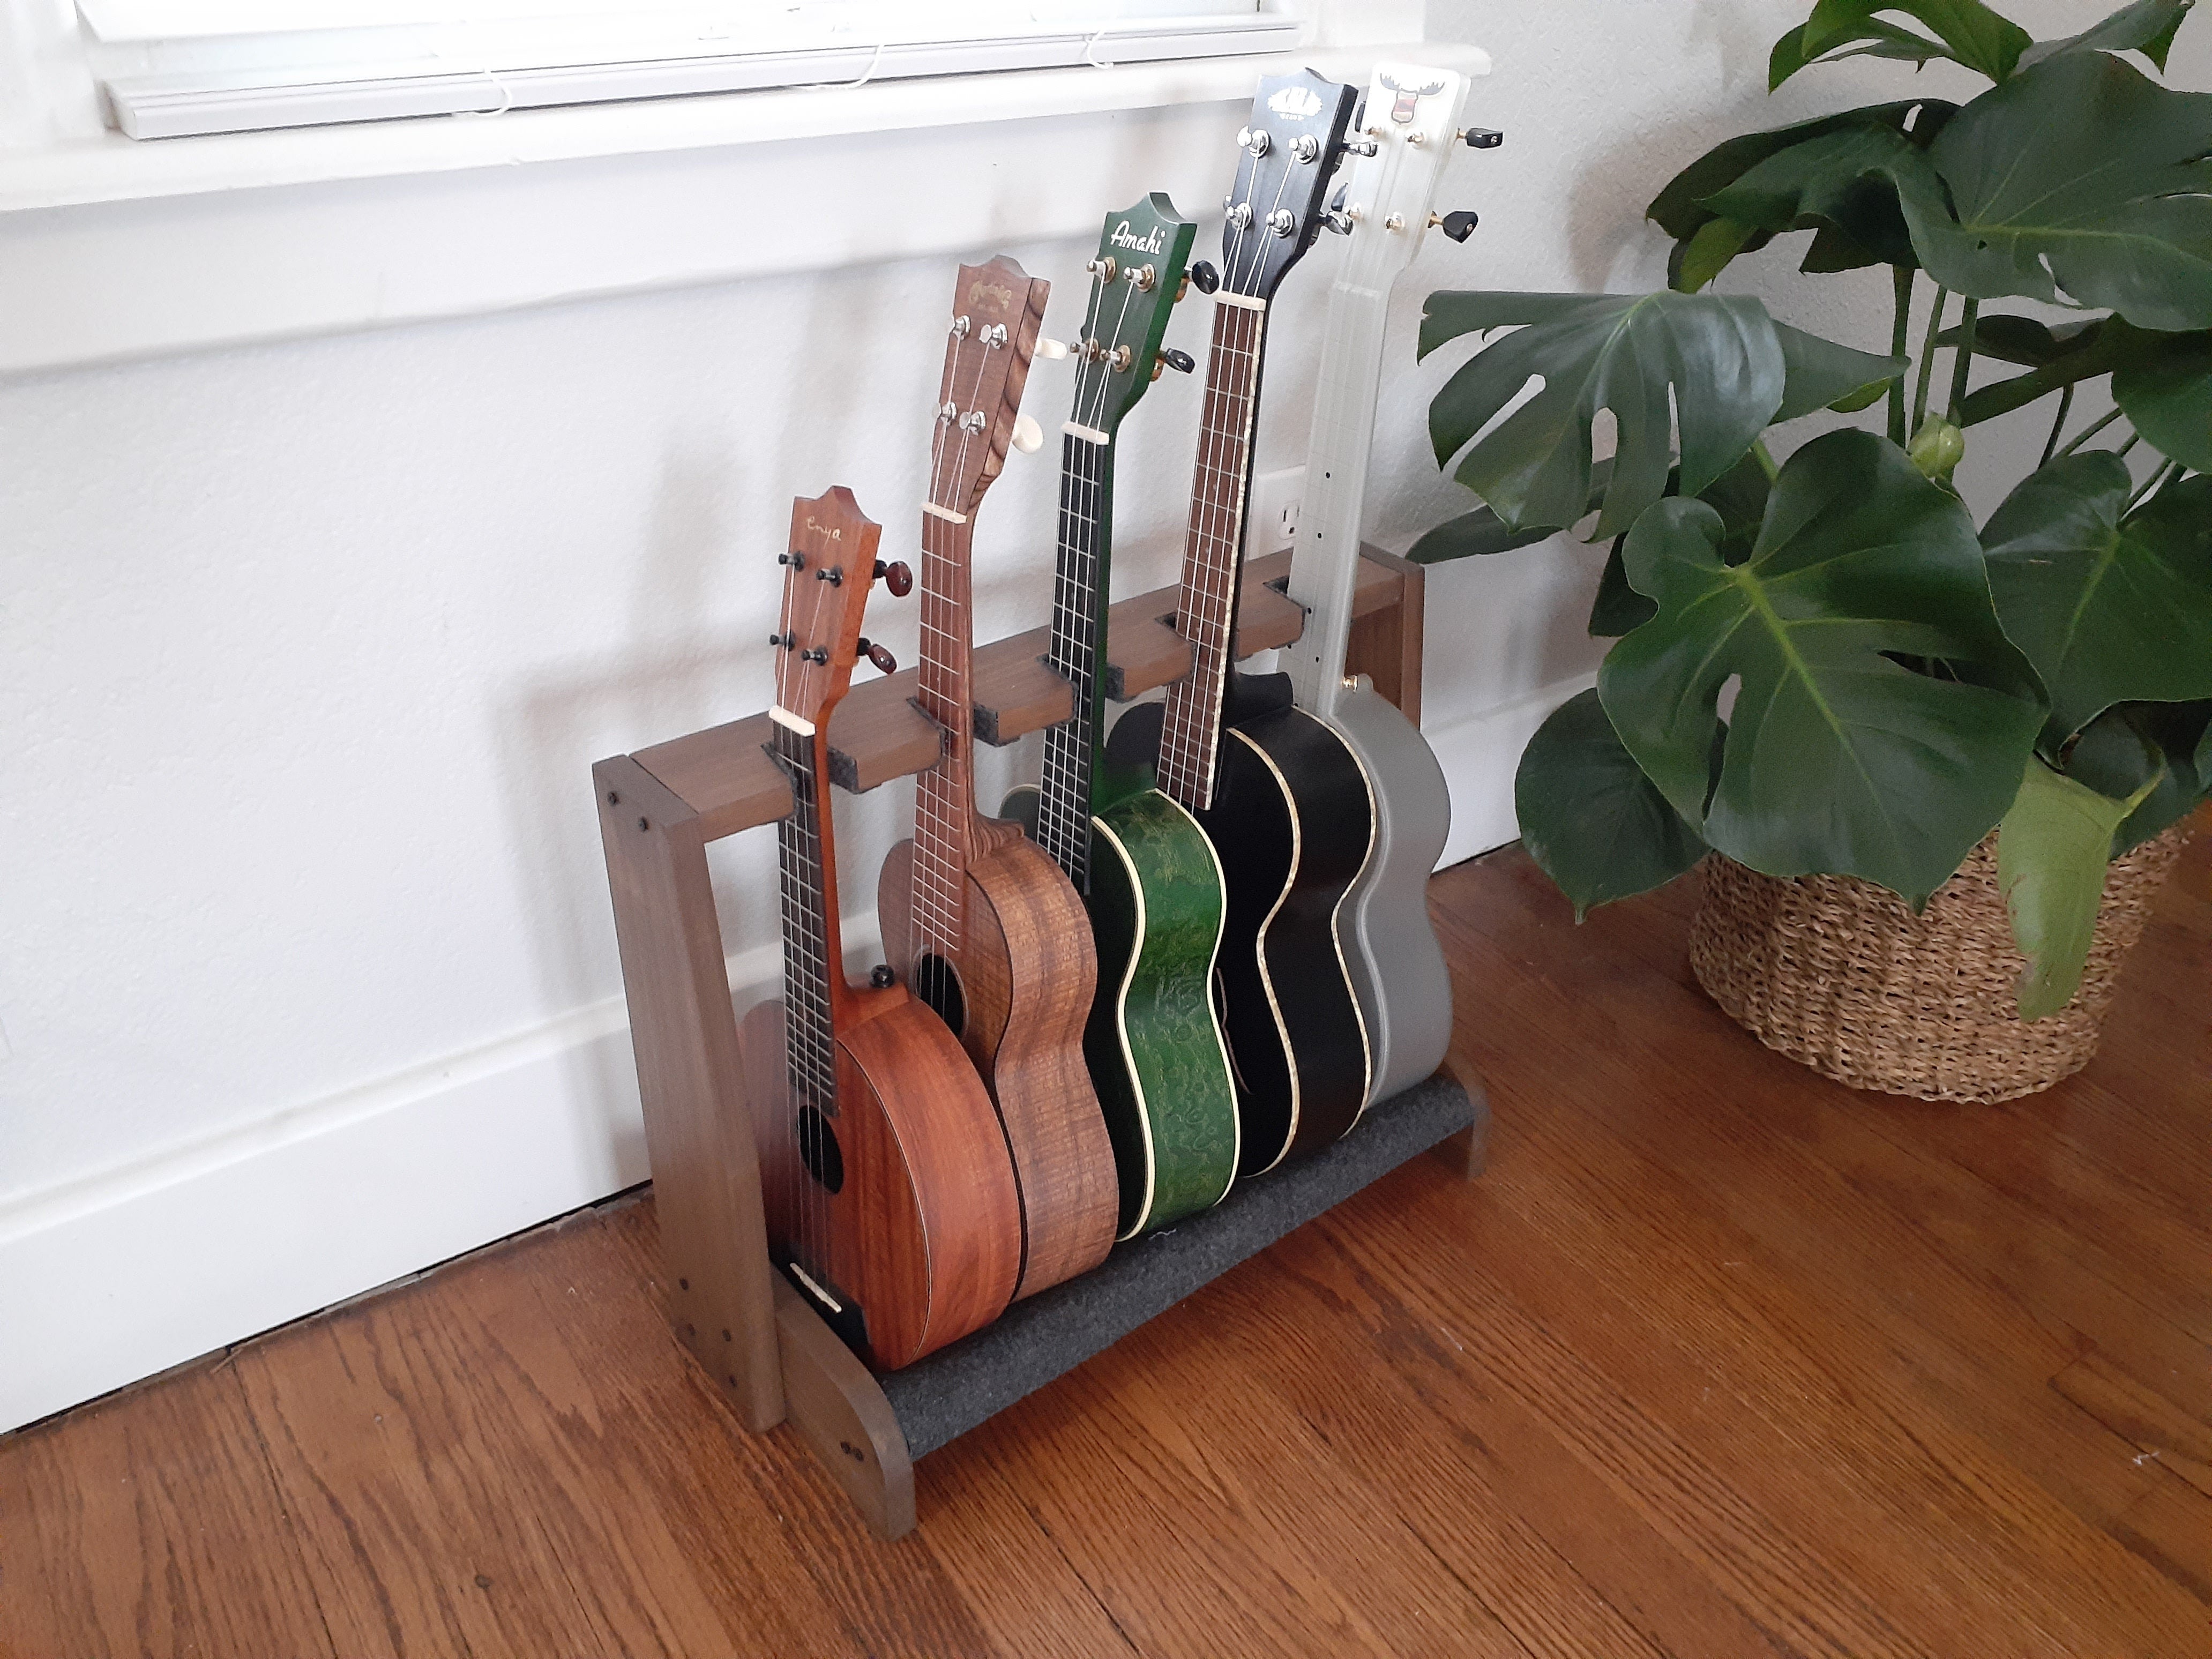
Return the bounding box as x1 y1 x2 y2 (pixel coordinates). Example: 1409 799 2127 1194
2130 457 2179 510
2040 383 2075 467
1889 265 1914 445
1911 286 1950 435
1944 296 1978 421
2115 432 2141 459
2055 405 2125 457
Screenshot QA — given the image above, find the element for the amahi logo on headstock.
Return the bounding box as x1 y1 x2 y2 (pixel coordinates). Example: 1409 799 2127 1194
1109 220 1164 255
1267 85 1323 119
967 279 1015 315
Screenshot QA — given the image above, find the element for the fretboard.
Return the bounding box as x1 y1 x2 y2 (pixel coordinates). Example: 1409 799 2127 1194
771 718 840 1116
1035 429 1113 891
1157 296 1269 812
912 507 975 961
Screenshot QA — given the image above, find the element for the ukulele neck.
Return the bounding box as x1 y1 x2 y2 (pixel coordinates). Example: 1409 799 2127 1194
1035 427 1115 891
1281 265 1392 722
913 503 977 960
771 715 844 1114
1157 293 1271 814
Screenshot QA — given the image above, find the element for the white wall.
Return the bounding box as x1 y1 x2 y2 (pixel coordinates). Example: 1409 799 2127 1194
2 0 2181 1429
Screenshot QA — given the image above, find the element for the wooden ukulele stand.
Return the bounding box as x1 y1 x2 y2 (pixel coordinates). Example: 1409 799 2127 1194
593 543 1486 1540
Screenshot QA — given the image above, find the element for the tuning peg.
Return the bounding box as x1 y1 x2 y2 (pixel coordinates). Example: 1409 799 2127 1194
1157 348 1195 377
1011 414 1044 454
874 559 913 597
1187 260 1220 294
1322 182 1354 235
857 638 898 674
777 550 806 570
1034 337 1070 360
803 647 828 664
768 630 793 649
1459 126 1504 150
1429 209 1481 243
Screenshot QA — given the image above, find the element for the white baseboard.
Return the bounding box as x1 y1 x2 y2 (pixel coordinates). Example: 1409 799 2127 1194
1428 671 1597 870
0 932 810 1435
0 663 1574 1439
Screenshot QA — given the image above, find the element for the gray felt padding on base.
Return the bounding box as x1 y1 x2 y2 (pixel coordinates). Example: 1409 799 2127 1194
878 1071 1481 1459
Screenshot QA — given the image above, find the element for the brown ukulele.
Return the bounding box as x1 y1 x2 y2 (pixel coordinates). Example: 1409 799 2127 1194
877 257 1119 1298
743 487 1021 1371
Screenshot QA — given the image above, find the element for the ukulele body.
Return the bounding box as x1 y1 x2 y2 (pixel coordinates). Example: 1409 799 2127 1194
878 819 1118 1297
742 989 1021 1371
1105 671 1376 1177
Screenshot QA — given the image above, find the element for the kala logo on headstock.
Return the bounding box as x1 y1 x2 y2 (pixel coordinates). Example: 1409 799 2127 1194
1218 70 1358 301
966 277 1015 315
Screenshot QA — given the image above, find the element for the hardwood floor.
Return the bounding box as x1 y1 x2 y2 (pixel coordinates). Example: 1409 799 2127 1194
5 833 2207 1658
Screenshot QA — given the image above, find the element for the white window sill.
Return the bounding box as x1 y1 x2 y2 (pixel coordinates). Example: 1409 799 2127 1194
0 37 1490 377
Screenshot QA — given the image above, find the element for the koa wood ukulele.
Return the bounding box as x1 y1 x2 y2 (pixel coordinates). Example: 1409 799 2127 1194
745 487 1021 1370
1003 196 1243 1238
1284 64 1490 1104
1104 69 1374 1178
877 257 1119 1298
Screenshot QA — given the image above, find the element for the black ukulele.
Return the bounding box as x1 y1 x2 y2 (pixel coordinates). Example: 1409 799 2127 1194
1104 69 1376 1177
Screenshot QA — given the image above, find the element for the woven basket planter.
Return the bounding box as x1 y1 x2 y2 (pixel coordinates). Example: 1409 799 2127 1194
1688 823 2193 1104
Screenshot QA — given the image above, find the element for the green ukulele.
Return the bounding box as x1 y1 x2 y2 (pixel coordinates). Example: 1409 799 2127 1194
1003 193 1238 1237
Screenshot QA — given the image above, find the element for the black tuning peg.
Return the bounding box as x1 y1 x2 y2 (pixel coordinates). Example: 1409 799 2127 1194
1322 182 1353 236
1187 260 1220 294
1157 348 1195 376
857 638 898 674
815 564 843 585
1433 210 1481 243
803 647 829 664
778 550 806 570
873 559 913 597
767 630 793 649
1460 126 1504 150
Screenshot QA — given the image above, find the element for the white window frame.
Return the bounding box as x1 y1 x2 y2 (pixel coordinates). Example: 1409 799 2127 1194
80 2 1309 140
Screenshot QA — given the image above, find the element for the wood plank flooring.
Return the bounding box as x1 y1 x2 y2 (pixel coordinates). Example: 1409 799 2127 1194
5 831 2208 1658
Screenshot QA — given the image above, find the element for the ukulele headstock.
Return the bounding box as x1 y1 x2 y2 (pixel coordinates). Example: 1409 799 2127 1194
927 256 1051 519
1067 193 1200 437
1333 64 1475 289
1218 69 1359 301
772 487 888 728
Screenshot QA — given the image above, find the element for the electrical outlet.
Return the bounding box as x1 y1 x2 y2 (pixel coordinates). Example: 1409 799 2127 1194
1249 466 1305 556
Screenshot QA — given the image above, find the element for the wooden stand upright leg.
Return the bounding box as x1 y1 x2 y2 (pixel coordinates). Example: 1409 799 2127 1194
1431 1068 1491 1181
1344 543 1428 724
594 757 784 1432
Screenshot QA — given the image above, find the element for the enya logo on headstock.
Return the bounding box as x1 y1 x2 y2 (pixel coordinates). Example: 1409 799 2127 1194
1267 85 1323 119
1109 220 1165 255
1379 71 1447 124
804 518 844 542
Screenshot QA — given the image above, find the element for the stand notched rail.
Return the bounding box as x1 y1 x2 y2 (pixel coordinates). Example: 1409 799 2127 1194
593 544 1480 1540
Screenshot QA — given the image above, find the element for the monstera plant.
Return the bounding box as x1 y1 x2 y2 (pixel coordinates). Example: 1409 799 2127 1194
1413 0 2212 1020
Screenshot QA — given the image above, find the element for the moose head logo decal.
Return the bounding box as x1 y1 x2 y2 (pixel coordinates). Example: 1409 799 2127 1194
1378 71 1446 124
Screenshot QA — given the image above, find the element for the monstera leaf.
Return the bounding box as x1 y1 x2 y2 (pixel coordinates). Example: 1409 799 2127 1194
1648 101 1955 286
1600 429 2044 905
1421 292 1902 539
1905 53 2212 331
2113 328 2212 469
1982 458 2212 747
1515 689 1710 919
1998 760 2160 1018
2017 0 2195 72
1770 0 2031 89
2065 699 2212 850
1593 453 1775 637
1697 121 1945 275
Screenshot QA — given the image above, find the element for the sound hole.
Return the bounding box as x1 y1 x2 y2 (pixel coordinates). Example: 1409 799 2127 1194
795 1107 845 1194
914 952 967 1038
